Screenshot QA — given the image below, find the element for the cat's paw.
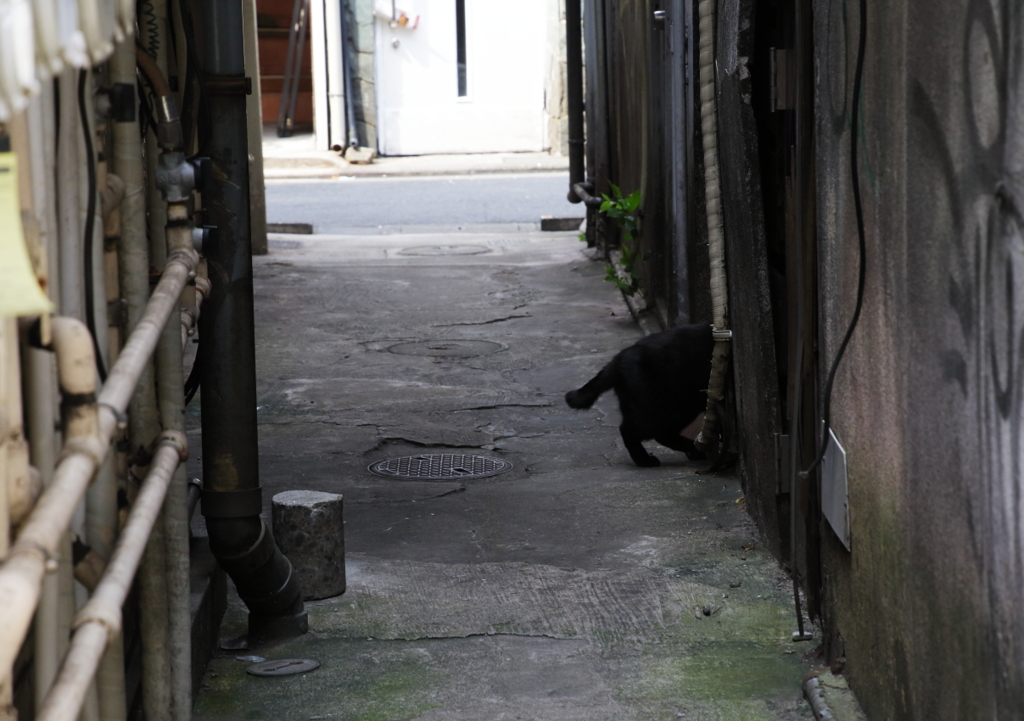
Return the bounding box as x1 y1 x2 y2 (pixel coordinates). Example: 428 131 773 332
634 455 661 467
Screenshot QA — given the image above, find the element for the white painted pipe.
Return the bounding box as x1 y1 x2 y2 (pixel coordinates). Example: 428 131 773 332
34 434 186 721
0 245 198 683
694 0 732 452
15 86 68 712
322 0 347 150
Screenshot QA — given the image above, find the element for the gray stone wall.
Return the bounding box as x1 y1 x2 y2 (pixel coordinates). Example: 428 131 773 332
545 0 569 155
813 0 1024 716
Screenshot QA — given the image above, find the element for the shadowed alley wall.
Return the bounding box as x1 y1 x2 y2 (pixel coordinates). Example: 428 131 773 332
813 0 1024 717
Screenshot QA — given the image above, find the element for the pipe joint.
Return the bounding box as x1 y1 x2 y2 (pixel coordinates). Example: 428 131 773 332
156 430 189 463
56 434 108 472
155 151 197 202
242 561 301 617
208 517 275 576
167 247 201 274
4 539 58 573
570 182 604 208
712 328 733 341
73 609 121 642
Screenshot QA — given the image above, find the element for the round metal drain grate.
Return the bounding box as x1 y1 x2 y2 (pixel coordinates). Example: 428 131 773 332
368 454 513 481
386 339 505 357
397 245 491 257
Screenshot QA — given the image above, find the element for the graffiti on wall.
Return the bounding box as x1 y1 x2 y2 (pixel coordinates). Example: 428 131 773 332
909 0 1024 708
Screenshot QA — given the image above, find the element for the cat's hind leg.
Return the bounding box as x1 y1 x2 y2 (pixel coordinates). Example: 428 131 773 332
654 433 707 461
621 425 660 467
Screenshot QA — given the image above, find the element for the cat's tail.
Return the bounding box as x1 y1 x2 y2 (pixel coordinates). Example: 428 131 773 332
565 364 615 409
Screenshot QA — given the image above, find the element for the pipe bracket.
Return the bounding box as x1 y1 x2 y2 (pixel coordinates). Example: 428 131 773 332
712 329 733 341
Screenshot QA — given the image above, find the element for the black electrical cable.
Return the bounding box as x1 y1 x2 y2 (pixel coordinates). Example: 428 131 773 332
800 0 868 479
79 69 108 383
184 337 201 405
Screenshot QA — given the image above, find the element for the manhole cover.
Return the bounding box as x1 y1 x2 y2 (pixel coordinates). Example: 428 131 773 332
247 658 321 677
368 454 513 480
386 339 505 357
397 245 491 256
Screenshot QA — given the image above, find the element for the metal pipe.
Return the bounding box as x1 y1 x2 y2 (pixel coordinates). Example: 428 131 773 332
571 181 604 209
0 319 19 720
16 86 68 713
89 130 130 721
156 205 193 721
0 244 199 686
35 434 188 721
323 0 347 150
693 0 732 454
339 0 360 150
112 39 170 719
565 0 586 203
137 6 175 716
57 69 84 321
199 0 306 643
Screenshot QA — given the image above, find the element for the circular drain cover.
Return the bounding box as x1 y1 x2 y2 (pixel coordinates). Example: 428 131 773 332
246 658 321 677
387 339 504 357
397 245 490 256
369 454 513 480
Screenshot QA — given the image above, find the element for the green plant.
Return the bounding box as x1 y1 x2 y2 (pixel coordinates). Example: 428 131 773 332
599 183 642 295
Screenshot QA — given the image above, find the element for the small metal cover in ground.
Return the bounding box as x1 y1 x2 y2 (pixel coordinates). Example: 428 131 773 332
369 454 513 480
246 658 321 677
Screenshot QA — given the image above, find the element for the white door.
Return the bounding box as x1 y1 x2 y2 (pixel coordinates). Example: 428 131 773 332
375 0 547 155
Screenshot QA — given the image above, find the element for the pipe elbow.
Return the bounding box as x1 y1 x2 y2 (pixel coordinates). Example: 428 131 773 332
49 316 98 398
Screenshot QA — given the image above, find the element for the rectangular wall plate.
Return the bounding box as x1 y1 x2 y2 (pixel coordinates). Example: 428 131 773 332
822 428 851 551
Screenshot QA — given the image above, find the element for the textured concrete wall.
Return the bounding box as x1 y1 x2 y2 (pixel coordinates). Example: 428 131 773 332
546 0 569 155
349 0 378 149
813 0 1024 716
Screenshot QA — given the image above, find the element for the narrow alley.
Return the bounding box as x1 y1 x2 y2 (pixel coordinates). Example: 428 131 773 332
189 219 821 720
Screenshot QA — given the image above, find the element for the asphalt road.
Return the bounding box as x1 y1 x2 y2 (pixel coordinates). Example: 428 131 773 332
265 172 586 233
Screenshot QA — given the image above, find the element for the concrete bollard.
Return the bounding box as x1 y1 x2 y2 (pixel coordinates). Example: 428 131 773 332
271 490 346 600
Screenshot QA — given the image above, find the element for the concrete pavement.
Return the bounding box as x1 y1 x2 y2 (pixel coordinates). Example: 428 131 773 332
262 127 570 179
186 228 862 720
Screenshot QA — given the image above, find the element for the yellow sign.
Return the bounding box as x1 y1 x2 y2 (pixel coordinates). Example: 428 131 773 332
0 152 51 318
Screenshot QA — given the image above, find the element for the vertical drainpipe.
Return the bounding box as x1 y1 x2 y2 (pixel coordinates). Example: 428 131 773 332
54 66 94 714
137 3 175 717
22 84 67 716
565 0 602 221
199 0 307 643
146 76 194 721
565 0 585 201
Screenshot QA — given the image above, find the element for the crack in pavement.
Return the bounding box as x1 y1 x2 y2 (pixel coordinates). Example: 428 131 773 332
430 313 531 327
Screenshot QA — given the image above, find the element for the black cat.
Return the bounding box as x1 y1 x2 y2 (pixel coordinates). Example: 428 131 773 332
565 323 714 467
